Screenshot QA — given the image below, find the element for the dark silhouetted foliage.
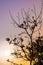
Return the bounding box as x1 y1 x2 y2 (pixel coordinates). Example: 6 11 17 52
6 2 43 65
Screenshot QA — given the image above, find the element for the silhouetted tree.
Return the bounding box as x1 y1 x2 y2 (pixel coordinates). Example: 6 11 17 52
33 35 43 65
6 2 43 65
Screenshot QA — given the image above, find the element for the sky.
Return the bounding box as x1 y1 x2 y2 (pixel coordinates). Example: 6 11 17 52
0 0 43 65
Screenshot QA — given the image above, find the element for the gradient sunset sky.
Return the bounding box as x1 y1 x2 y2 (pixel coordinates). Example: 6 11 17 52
0 0 43 65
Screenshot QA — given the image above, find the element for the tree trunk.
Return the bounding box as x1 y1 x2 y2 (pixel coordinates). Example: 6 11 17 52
30 60 32 65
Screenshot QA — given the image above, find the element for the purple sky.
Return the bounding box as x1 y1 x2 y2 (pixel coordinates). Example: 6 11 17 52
0 0 33 39
0 0 41 39
0 0 43 65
